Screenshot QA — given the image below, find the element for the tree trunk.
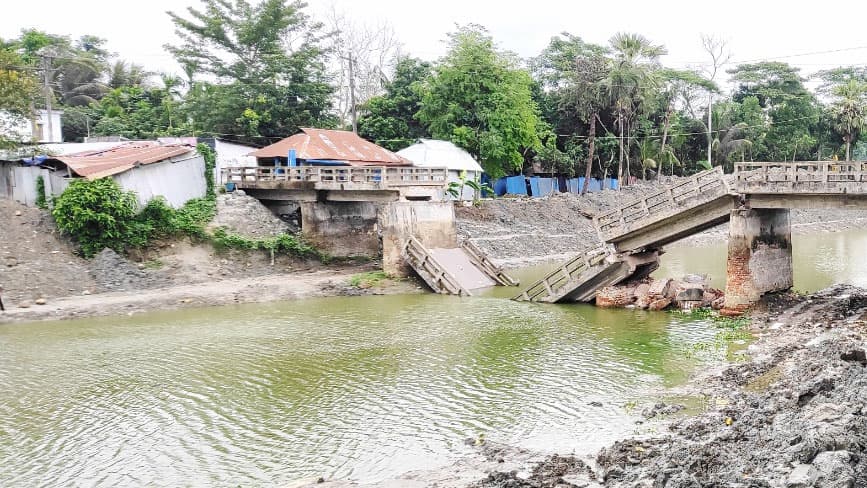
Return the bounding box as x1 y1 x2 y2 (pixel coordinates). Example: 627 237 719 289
581 112 597 195
623 117 632 185
660 105 673 176
617 112 624 190
845 135 851 161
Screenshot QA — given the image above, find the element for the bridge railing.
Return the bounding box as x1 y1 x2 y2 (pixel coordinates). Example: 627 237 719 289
594 167 730 240
514 246 610 302
735 162 867 193
222 166 448 187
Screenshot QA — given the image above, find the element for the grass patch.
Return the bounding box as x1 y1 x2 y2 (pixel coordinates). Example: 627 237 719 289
349 271 390 289
143 259 164 269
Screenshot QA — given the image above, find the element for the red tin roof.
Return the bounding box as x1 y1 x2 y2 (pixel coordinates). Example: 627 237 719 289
51 142 196 180
250 128 411 166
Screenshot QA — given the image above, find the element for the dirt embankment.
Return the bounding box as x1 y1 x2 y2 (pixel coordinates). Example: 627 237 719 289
457 183 867 267
0 195 415 323
468 285 867 487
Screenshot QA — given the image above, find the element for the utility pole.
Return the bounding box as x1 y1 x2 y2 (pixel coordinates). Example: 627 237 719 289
347 53 358 134
41 54 54 143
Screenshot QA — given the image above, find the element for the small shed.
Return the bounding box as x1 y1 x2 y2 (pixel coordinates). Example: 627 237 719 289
1 142 206 208
397 139 484 200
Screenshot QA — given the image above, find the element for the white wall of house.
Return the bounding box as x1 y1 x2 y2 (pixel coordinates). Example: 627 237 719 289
0 164 60 206
214 139 257 184
0 110 64 143
444 169 483 201
113 155 207 208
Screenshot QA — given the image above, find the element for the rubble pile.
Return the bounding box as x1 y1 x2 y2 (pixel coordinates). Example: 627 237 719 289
596 275 725 311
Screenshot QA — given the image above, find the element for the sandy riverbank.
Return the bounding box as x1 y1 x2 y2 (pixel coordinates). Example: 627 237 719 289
0 265 420 324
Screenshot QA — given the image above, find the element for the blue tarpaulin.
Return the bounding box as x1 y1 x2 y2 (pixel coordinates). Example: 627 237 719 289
606 178 618 190
493 178 507 196
539 177 556 196
529 176 541 197
504 176 527 195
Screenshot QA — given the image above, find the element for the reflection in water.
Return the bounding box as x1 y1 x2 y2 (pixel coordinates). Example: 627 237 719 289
656 228 867 292
1 228 862 485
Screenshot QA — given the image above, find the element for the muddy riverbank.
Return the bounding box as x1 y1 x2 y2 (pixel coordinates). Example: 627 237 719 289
305 285 867 487
474 285 867 487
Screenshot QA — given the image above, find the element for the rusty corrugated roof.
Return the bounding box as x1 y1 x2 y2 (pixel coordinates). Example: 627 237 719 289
250 128 411 166
51 142 196 180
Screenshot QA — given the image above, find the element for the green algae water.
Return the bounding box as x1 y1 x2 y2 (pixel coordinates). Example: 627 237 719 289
1 228 865 486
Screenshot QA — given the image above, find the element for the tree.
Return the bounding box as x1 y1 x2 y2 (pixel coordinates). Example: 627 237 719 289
829 80 867 161
166 0 335 143
729 62 821 161
90 85 190 139
357 57 431 151
417 25 542 178
535 33 610 192
325 7 402 132
606 32 667 184
0 47 40 149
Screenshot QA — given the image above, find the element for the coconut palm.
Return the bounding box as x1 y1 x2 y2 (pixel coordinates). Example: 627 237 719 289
108 60 151 89
830 79 867 161
606 33 667 185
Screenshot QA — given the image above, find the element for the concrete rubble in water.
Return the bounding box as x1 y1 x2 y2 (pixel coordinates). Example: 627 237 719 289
595 274 725 311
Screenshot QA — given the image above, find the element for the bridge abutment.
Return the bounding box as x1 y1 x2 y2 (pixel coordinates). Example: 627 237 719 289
724 208 793 312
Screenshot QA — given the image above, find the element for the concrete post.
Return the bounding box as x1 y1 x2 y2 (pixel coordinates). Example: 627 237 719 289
724 208 793 312
300 201 380 258
378 201 457 277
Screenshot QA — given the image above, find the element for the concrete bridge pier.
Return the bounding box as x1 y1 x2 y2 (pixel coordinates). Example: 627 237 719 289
724 208 793 312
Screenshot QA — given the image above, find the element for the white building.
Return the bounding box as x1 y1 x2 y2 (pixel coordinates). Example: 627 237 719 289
0 109 63 143
212 139 258 184
397 139 484 200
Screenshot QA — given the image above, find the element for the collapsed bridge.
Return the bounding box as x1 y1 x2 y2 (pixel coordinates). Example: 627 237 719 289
514 162 867 310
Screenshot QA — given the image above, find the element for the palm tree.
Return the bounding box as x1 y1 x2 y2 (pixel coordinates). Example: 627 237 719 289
711 106 752 171
108 60 151 89
606 33 667 186
830 80 867 161
657 69 717 175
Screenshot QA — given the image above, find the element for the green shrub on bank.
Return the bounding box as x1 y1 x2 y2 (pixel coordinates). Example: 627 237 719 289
52 178 148 257
35 175 48 209
211 228 321 259
53 178 319 260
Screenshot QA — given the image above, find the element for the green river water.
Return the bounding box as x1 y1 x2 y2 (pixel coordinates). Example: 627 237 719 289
1 228 865 486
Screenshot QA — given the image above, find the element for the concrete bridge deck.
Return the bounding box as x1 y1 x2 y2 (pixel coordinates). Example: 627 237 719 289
222 165 448 202
516 162 867 306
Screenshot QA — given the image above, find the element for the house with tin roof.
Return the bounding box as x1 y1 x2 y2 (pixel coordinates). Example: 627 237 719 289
0 141 206 208
249 128 411 168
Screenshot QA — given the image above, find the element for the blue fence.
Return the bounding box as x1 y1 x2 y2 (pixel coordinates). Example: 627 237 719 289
502 176 617 197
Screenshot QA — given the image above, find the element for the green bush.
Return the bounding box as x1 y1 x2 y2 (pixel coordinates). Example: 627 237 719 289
197 142 216 198
35 175 48 209
211 228 321 259
52 178 145 257
52 175 320 261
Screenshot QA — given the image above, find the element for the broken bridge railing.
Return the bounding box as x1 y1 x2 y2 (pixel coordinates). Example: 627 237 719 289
513 246 611 302
403 236 472 296
222 166 447 187
593 167 731 242
734 162 867 194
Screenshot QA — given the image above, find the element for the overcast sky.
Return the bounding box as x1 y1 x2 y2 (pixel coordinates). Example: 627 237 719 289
4 0 867 88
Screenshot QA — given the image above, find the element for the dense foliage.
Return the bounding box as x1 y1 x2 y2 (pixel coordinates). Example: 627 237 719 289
417 26 542 178
3 2 866 174
166 0 335 144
